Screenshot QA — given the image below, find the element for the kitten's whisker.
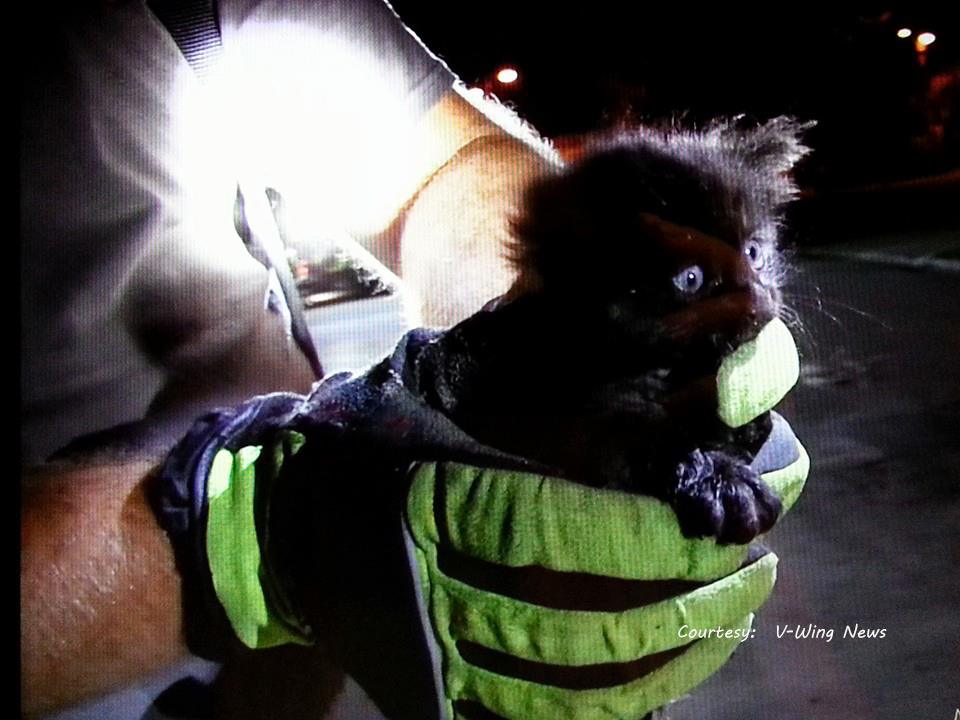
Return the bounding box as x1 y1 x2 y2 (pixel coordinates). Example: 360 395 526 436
790 297 845 328
820 300 891 330
777 304 818 349
788 291 893 331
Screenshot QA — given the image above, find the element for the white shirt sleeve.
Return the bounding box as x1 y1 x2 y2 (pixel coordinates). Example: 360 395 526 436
21 0 455 462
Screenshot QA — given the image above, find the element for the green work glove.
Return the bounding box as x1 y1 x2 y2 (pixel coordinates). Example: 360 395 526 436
153 318 807 720
402 317 807 719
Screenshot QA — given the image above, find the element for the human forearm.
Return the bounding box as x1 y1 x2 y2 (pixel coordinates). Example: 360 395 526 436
21 459 188 717
344 85 560 328
399 132 559 327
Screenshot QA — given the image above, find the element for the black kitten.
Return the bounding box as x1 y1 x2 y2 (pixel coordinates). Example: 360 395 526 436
410 117 811 544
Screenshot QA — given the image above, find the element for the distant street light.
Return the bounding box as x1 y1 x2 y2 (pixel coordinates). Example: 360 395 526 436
896 28 912 39
914 31 936 65
496 66 519 85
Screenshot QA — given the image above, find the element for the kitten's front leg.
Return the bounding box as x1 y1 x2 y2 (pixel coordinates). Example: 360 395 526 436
670 449 782 545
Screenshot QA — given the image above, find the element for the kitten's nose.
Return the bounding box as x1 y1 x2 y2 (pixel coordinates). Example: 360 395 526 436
748 280 778 325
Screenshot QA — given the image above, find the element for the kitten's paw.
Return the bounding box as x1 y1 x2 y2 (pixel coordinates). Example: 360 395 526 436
672 449 781 544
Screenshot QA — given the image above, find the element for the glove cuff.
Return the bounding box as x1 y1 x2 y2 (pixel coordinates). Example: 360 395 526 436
149 394 314 660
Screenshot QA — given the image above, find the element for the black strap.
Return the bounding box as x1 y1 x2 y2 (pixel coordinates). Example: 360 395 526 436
149 392 306 660
149 0 223 80
233 184 325 379
148 0 324 380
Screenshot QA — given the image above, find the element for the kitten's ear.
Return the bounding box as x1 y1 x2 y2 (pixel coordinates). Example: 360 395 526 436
731 116 815 174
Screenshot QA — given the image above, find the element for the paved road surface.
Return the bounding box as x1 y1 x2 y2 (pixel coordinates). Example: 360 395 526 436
665 254 960 720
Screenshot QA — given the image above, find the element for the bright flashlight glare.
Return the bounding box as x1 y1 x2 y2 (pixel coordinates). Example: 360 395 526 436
496 67 519 84
206 24 441 237
917 32 936 47
896 28 912 39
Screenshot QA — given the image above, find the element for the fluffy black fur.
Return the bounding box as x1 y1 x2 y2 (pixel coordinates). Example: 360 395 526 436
411 117 811 544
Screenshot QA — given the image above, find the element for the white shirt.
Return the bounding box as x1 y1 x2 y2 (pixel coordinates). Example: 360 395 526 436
21 0 453 464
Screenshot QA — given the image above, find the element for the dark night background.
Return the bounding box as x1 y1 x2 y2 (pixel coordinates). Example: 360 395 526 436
392 2 959 239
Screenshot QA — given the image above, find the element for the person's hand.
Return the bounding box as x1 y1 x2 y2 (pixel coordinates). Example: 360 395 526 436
402 425 806 719
151 315 807 719
392 318 807 719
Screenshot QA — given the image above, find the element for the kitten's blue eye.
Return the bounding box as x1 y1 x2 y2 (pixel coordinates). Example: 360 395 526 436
745 239 765 269
672 265 704 295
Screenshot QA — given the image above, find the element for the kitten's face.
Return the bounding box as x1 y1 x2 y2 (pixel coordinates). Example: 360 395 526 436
600 211 782 354
510 119 809 366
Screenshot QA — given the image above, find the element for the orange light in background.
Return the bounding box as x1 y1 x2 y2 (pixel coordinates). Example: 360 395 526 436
496 67 519 85
896 28 912 39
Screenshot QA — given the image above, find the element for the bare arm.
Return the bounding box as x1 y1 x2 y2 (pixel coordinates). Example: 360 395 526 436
20 458 187 717
400 132 555 326
365 88 562 327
